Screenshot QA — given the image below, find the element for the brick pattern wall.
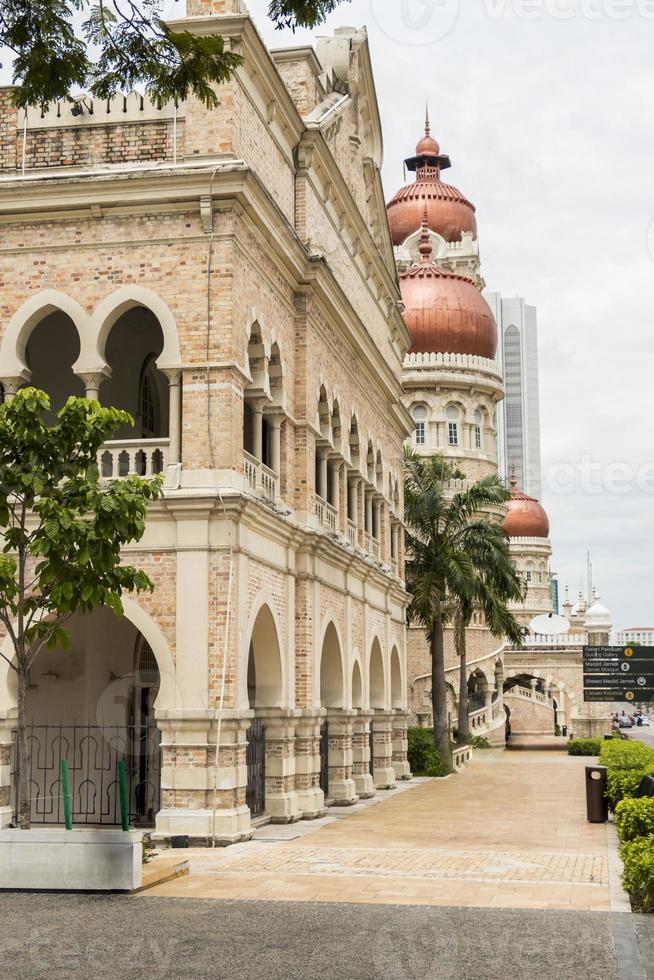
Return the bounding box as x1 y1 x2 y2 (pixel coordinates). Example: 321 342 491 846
20 120 178 171
0 89 17 170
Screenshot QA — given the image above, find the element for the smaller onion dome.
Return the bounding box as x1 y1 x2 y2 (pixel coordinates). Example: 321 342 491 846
399 211 497 359
415 105 440 157
387 108 477 246
584 591 612 632
503 466 550 538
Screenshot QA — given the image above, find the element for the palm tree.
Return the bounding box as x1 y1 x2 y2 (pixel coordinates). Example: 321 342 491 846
404 449 525 766
454 535 525 741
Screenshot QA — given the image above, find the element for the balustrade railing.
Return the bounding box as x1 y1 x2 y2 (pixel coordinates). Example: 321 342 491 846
243 451 279 501
315 495 338 534
364 532 380 561
347 520 357 548
99 438 169 479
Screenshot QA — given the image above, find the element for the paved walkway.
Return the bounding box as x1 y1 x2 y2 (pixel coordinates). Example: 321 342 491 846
144 749 628 912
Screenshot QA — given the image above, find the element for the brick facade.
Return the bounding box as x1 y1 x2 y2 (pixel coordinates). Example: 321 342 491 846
0 17 412 839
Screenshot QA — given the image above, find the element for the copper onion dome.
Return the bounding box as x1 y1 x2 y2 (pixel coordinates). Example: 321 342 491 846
503 466 550 538
399 213 497 359
387 108 477 246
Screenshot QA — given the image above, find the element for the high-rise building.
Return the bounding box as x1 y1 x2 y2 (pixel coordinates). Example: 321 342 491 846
487 294 543 500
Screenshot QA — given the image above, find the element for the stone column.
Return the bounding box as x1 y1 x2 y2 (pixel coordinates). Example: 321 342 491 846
372 711 397 790
294 713 325 819
329 459 339 510
252 402 264 462
356 477 365 545
352 713 375 799
260 710 301 824
318 451 328 500
392 712 411 780
338 463 348 534
326 711 358 805
78 370 109 402
557 684 566 730
365 491 373 536
163 369 182 465
268 414 282 476
0 715 15 828
1 377 22 402
155 713 252 846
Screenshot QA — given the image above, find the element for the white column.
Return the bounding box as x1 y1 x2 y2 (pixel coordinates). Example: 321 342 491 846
365 491 373 533
77 371 107 402
318 452 328 499
268 415 282 475
372 498 381 539
329 460 339 509
252 403 264 461
1 377 23 402
164 369 182 465
348 479 357 522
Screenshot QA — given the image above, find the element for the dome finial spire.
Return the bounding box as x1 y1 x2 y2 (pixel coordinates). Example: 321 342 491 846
510 461 518 492
425 100 430 137
418 205 433 264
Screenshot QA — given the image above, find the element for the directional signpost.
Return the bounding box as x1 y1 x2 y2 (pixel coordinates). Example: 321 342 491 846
583 646 654 703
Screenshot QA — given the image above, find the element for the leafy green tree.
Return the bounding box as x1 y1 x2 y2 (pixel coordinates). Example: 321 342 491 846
0 389 161 829
0 0 350 108
404 449 524 767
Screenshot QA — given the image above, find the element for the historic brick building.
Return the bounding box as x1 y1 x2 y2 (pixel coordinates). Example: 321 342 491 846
0 4 412 841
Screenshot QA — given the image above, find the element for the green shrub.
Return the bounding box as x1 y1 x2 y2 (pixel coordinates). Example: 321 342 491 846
600 740 654 771
424 748 448 777
407 727 449 777
554 723 561 737
605 768 653 810
621 836 654 911
471 735 491 749
615 798 654 843
567 738 602 756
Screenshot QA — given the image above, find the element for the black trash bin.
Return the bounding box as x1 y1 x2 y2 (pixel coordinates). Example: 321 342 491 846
585 765 608 823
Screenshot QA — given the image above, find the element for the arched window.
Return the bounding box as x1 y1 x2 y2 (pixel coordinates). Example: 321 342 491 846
473 409 483 450
138 354 161 438
412 405 428 446
446 405 459 447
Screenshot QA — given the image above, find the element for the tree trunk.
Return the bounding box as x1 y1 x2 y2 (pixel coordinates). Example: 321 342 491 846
456 613 470 742
430 618 452 771
16 665 30 830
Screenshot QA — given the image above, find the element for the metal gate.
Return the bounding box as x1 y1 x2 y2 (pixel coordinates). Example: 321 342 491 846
246 717 266 817
11 720 161 827
368 722 375 776
319 721 329 797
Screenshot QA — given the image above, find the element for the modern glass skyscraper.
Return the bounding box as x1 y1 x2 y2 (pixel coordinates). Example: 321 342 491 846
486 293 543 500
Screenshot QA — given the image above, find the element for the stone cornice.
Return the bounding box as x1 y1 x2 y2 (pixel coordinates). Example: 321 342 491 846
0 161 405 410
299 130 410 352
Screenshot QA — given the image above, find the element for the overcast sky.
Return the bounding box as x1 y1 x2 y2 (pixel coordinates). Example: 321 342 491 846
244 0 654 631
2 0 653 629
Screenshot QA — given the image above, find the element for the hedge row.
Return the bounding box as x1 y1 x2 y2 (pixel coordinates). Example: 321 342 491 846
567 738 603 756
601 740 654 911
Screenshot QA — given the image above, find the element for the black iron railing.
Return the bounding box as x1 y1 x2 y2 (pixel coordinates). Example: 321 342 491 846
319 722 329 797
11 721 161 827
246 718 266 818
